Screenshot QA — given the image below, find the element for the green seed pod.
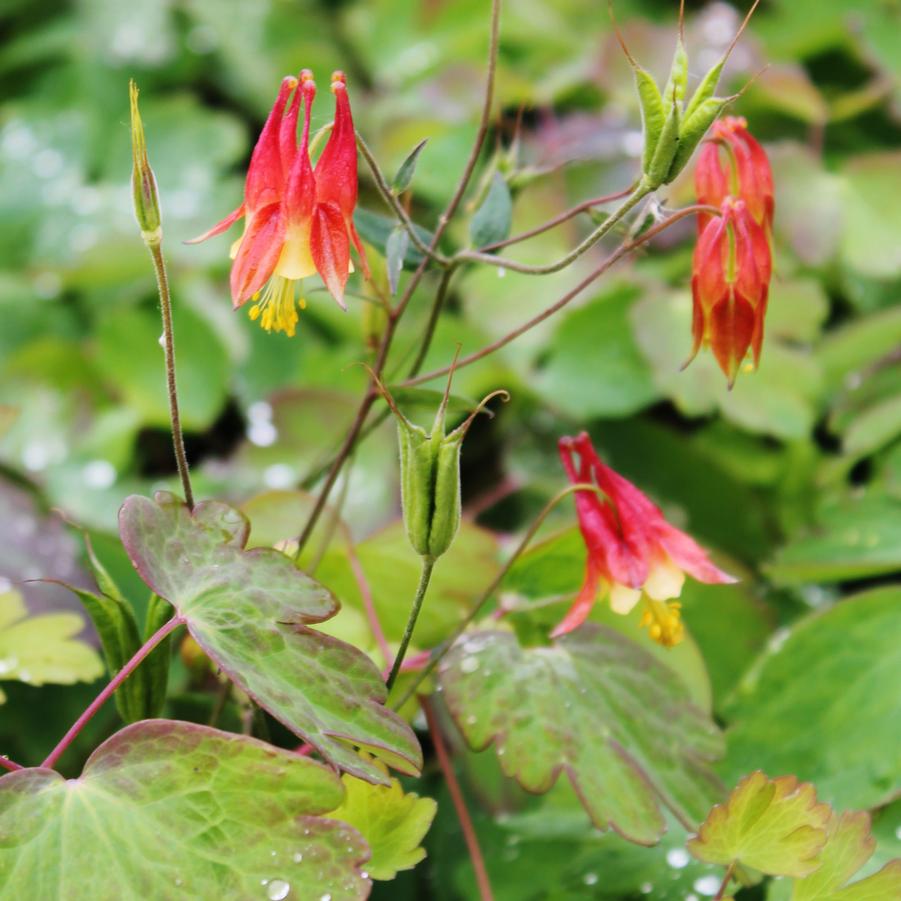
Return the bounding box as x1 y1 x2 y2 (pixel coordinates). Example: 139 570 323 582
645 94 681 188
683 57 725 122
661 37 689 109
635 68 666 173
665 96 732 183
129 80 162 247
376 366 509 560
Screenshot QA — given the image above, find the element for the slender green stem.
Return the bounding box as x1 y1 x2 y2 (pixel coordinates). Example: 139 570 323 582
386 556 436 689
292 0 503 555
357 134 451 266
392 482 602 710
397 266 456 381
149 244 194 509
454 184 650 274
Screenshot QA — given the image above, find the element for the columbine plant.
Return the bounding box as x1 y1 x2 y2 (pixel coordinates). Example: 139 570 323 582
8 7 881 901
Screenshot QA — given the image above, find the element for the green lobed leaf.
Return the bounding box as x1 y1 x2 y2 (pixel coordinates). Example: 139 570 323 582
723 587 901 810
0 589 102 698
0 720 370 900
354 207 433 265
328 753 437 880
439 625 724 845
469 172 513 249
688 771 831 877
119 492 421 784
791 810 901 900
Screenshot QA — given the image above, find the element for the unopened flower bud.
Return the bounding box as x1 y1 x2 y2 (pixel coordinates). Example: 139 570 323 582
129 80 162 247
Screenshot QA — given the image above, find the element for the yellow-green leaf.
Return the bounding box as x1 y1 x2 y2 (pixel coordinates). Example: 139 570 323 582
0 590 102 698
330 754 437 880
688 772 831 877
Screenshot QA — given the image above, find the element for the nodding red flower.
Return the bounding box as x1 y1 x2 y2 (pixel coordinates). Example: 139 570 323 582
688 196 771 386
189 71 367 336
553 432 734 647
695 116 774 234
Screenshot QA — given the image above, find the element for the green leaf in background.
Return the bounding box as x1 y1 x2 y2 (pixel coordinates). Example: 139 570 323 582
766 496 901 584
469 172 513 249
329 753 437 880
538 286 661 419
0 720 370 900
0 590 102 704
391 138 428 195
840 153 901 279
141 593 174 718
723 587 901 810
790 810 901 900
386 224 410 295
439 625 724 845
354 208 432 266
119 492 422 784
688 771 830 877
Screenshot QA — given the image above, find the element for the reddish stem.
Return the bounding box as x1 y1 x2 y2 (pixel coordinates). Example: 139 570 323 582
478 185 635 252
348 539 392 668
0 755 24 774
41 616 185 770
422 697 495 901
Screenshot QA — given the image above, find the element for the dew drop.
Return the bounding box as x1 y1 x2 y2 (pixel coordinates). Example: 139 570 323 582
582 872 598 886
665 847 690 869
292 852 304 863
460 656 480 674
639 883 652 894
894 825 901 840
693 874 722 896
320 894 332 901
267 879 290 900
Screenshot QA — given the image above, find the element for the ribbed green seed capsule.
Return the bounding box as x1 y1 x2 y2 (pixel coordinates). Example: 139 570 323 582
684 57 725 122
635 68 666 173
661 38 689 109
666 96 732 183
645 92 681 188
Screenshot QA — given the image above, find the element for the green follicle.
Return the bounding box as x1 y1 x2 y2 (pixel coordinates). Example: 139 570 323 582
373 363 509 560
636 69 666 173
666 95 735 183
645 88 681 189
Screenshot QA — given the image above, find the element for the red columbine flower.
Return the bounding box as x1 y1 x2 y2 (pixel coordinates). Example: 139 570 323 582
688 196 771 386
695 116 774 234
189 70 367 336
553 433 734 647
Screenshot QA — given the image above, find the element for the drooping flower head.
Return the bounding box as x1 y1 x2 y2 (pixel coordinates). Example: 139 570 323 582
189 71 367 336
688 196 771 386
695 116 774 234
554 432 734 647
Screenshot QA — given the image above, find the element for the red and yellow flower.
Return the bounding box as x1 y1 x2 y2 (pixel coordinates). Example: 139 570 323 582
554 432 734 646
190 70 367 336
695 115 774 234
688 196 771 386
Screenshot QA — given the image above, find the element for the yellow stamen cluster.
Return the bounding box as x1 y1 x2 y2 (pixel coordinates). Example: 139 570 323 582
639 599 684 648
248 276 306 336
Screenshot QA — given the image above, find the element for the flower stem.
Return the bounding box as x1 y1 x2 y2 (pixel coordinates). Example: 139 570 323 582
148 243 194 510
386 556 436 690
455 184 650 275
715 861 736 900
422 697 495 901
0 755 23 773
293 0 503 556
392 482 603 710
41 616 185 770
402 203 713 388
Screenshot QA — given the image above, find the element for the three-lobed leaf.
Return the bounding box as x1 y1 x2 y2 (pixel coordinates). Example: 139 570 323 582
119 492 421 784
329 753 437 880
439 625 724 845
688 771 831 877
0 720 370 900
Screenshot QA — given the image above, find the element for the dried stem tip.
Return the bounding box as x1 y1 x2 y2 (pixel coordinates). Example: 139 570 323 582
129 80 162 246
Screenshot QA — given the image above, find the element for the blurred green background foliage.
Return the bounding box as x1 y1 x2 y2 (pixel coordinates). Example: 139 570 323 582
1 0 900 897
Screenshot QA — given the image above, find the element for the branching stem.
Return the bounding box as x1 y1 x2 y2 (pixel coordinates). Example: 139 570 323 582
42 616 185 770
